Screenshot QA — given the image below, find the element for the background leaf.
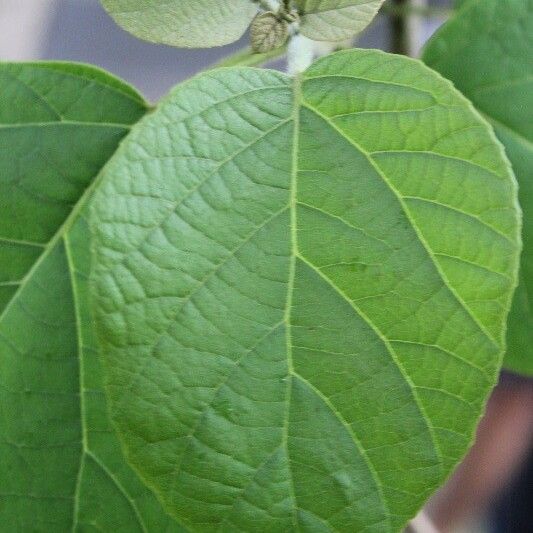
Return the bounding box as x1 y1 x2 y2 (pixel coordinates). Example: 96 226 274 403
295 0 385 41
0 63 183 531
91 50 520 531
423 0 533 376
100 0 259 48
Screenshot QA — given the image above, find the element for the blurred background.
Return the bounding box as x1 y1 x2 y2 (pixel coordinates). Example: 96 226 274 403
0 0 446 101
1 1 531 531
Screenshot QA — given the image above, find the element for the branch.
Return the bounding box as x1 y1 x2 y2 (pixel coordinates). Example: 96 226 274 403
383 1 452 18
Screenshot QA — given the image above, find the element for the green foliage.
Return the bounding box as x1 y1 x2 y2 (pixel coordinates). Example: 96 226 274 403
100 0 258 48
294 0 385 41
1 0 529 530
100 0 384 48
90 50 520 532
423 0 533 376
0 62 183 531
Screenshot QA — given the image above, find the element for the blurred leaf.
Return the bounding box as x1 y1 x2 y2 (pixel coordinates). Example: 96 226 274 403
100 0 258 48
295 0 385 41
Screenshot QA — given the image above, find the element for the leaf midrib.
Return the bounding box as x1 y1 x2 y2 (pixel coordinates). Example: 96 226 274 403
281 76 394 530
64 231 149 533
283 73 301 532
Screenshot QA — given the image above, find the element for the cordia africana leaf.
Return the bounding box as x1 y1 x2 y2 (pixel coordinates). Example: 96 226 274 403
0 63 184 531
294 0 385 41
100 0 259 48
423 0 533 376
91 49 521 532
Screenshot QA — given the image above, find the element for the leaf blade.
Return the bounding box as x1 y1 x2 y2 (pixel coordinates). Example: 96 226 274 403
423 0 533 375
0 62 183 532
91 51 520 531
100 0 258 48
294 0 385 41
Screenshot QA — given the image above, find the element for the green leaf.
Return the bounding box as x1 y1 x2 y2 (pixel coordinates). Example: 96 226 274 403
423 0 533 376
100 0 385 48
295 0 385 41
0 63 183 531
91 49 520 531
100 0 259 48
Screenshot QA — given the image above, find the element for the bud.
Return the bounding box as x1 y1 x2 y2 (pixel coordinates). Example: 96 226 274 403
251 12 289 53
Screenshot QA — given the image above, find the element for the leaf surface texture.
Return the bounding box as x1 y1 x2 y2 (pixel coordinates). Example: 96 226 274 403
294 0 385 40
100 0 258 48
91 50 521 531
423 0 533 375
100 0 385 48
0 62 183 532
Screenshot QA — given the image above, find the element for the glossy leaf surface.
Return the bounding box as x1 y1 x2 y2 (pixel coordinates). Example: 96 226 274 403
0 62 182 531
423 0 533 375
91 50 520 531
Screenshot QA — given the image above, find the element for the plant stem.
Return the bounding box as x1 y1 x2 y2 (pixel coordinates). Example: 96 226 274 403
390 0 410 55
382 1 452 18
210 45 287 69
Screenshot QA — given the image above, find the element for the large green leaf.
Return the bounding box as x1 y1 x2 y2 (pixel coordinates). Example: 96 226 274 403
294 0 385 41
423 0 533 375
100 0 258 48
0 63 183 531
91 49 520 531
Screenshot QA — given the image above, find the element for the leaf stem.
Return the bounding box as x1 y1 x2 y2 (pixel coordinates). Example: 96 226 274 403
390 0 411 55
210 45 287 69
